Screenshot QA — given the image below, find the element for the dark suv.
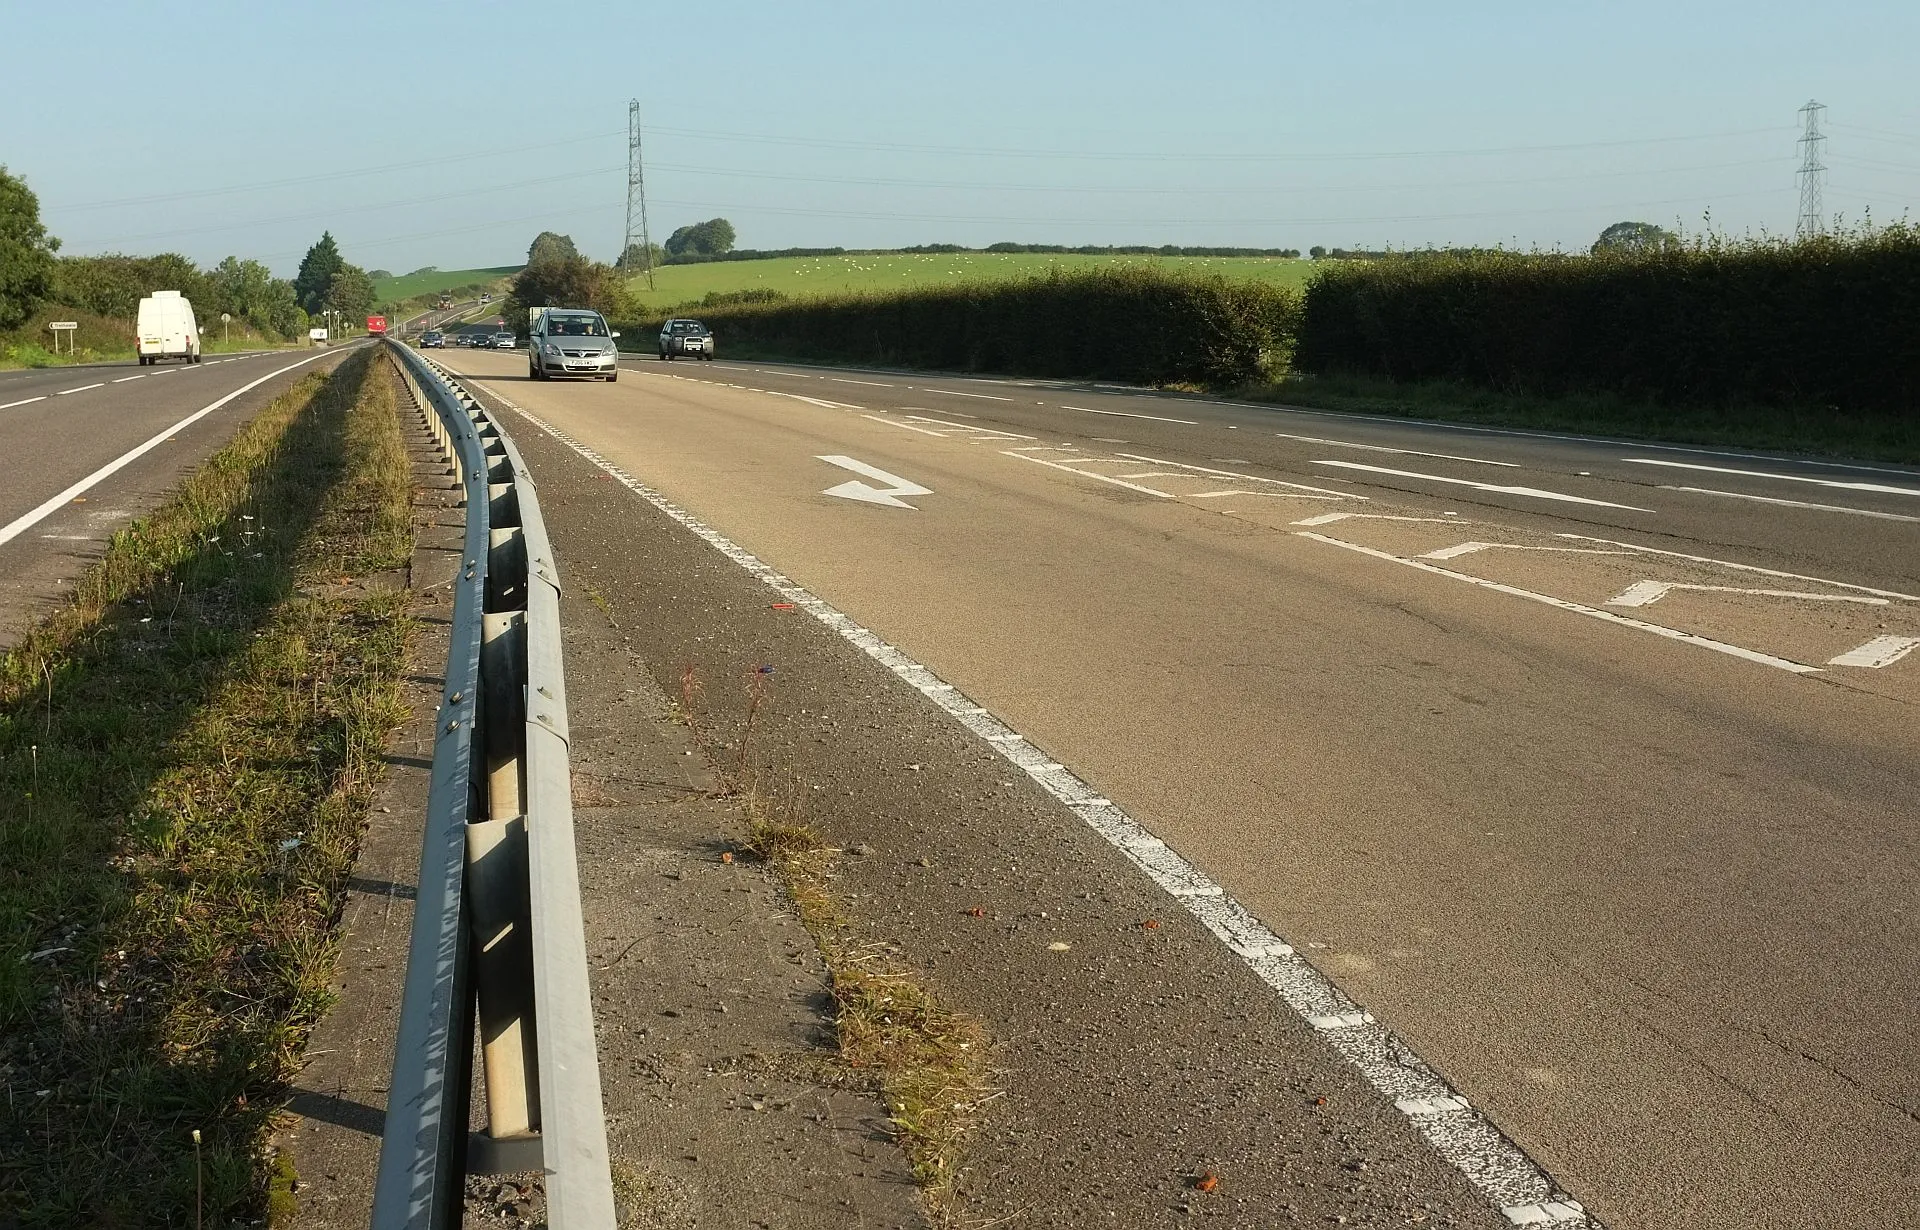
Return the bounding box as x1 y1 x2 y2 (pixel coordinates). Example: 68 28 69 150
658 319 714 361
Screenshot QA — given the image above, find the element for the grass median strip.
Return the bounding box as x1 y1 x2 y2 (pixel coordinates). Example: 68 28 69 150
0 348 414 1225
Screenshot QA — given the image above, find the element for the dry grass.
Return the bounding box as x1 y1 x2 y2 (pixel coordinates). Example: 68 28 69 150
679 668 992 1219
0 349 415 1225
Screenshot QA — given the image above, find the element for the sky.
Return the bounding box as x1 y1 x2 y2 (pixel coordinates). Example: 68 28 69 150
5 0 1919 278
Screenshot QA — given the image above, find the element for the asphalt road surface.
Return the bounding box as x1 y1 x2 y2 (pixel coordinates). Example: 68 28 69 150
0 345 358 647
438 346 1918 1230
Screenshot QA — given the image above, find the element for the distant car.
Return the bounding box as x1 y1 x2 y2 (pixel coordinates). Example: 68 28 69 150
491 332 516 350
659 318 714 361
528 307 620 382
420 330 445 348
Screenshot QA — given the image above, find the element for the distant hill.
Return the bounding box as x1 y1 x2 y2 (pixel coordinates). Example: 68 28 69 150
372 265 523 303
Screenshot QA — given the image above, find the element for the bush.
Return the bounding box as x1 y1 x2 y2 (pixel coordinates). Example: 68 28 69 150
621 266 1299 387
1294 225 1920 420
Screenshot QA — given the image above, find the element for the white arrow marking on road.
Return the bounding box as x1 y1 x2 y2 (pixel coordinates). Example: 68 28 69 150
1605 580 1890 608
817 455 933 509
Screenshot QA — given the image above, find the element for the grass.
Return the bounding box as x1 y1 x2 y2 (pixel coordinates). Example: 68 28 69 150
679 669 991 1221
0 348 415 1226
624 251 1315 313
370 265 522 303
1241 370 1920 464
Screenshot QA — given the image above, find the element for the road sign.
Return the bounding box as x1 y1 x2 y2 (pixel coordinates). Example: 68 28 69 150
47 321 76 354
816 455 932 509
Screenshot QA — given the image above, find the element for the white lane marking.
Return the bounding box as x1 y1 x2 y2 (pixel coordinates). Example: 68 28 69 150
152 368 177 375
906 414 1033 438
864 414 949 438
1553 534 1919 601
816 455 932 509
112 374 148 383
0 351 330 549
1658 485 1920 523
1604 580 1889 609
501 402 1599 1229
1828 635 1920 668
777 392 863 411
55 382 106 396
1274 431 1522 468
1422 542 1632 561
1294 512 1459 526
1622 457 1920 498
907 406 975 418
1115 452 1360 499
1061 404 1199 425
1312 460 1652 512
1002 450 1174 498
1297 532 1820 674
832 377 896 387
925 388 1014 401
1191 489 1342 501
0 395 48 410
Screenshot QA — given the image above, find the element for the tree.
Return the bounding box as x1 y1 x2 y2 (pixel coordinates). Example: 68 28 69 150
527 231 579 265
663 218 737 259
53 253 206 319
0 165 60 332
1309 245 1327 260
1592 221 1678 256
323 265 375 322
615 241 663 272
294 232 345 313
506 255 628 326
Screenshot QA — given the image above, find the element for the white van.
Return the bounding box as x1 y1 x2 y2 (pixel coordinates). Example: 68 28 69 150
136 291 202 365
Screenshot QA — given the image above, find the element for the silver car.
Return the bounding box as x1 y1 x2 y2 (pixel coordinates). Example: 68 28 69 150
659 318 714 361
529 309 621 382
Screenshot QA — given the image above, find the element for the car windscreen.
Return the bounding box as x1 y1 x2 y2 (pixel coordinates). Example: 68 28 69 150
669 321 708 334
548 315 607 336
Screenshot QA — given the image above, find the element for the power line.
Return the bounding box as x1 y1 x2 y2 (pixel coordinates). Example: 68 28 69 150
1798 100 1827 237
640 123 1789 163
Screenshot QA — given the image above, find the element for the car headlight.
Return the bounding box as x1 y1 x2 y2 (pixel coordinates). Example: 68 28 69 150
544 344 562 356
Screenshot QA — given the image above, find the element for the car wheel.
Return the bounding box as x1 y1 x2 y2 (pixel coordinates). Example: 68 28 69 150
606 372 618 382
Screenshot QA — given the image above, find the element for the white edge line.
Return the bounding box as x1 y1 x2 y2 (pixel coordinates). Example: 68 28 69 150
1657 484 1920 524
925 388 1015 402
1296 532 1820 674
0 351 330 548
1060 403 1199 425
484 391 1602 1229
0 395 48 410
1552 533 1920 601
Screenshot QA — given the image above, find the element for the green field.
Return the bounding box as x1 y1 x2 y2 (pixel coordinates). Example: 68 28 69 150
623 252 1316 311
370 265 522 303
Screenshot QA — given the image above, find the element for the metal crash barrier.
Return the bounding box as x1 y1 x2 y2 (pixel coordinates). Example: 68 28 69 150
372 341 615 1229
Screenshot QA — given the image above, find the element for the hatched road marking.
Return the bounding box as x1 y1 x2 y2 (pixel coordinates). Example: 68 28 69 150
1604 580 1890 609
1827 635 1920 668
1312 459 1653 512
